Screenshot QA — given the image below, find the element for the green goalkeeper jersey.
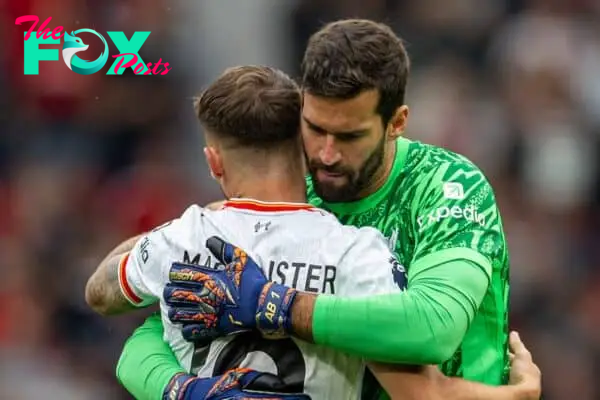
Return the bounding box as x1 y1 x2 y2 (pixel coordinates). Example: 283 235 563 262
115 137 510 400
306 138 510 388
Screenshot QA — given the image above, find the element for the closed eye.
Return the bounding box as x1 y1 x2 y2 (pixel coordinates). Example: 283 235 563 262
302 117 366 140
337 133 363 142
304 118 326 135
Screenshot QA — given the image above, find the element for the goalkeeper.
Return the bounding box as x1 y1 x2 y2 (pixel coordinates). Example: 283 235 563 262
102 18 541 400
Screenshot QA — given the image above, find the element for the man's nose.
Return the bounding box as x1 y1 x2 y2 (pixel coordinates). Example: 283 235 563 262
319 135 341 166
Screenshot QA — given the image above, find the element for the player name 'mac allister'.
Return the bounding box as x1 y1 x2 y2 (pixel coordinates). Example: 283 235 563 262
181 250 338 295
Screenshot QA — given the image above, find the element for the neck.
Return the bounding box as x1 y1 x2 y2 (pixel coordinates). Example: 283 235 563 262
357 140 396 199
227 172 308 204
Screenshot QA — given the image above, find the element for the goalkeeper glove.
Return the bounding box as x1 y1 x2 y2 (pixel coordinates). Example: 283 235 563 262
163 236 297 341
163 369 311 400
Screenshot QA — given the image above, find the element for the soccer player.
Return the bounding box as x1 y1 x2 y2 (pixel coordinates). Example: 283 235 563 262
87 65 463 399
128 19 540 399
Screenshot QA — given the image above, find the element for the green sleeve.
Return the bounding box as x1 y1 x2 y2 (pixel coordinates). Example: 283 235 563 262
116 314 185 400
312 252 490 364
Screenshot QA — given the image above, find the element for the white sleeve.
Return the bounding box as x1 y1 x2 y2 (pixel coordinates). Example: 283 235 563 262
118 222 175 307
118 206 203 307
336 227 407 297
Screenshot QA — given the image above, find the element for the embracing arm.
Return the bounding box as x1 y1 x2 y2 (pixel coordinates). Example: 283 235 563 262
291 255 489 364
86 201 223 316
371 365 524 400
291 167 502 365
116 314 186 400
370 332 541 400
85 234 143 315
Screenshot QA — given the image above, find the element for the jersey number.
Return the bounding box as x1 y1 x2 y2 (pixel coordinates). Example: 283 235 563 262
211 331 306 393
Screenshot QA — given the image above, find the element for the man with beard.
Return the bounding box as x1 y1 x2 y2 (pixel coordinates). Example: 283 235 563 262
101 19 541 400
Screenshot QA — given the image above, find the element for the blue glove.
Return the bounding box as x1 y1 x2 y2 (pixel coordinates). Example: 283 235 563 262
163 368 311 400
164 236 297 341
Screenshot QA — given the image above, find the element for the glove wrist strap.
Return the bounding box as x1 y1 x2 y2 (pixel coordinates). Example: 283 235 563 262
255 282 297 339
163 372 196 400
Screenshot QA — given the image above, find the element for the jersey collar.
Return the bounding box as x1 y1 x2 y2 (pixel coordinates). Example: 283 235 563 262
223 198 317 213
322 137 411 215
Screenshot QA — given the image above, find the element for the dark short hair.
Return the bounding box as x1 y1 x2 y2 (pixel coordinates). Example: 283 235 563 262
301 19 410 124
195 66 301 147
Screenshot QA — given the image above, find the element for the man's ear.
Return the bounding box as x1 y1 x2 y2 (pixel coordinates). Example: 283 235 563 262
204 146 223 180
387 105 409 140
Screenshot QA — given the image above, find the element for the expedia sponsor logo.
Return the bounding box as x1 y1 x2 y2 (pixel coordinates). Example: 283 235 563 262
417 205 485 229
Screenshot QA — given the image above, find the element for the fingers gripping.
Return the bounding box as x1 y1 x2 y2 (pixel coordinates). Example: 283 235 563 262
207 236 234 264
166 264 230 304
166 237 291 341
165 262 231 334
509 331 532 360
206 236 249 291
168 262 220 284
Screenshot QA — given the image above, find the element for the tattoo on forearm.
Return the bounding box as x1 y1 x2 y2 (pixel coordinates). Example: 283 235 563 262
86 235 143 315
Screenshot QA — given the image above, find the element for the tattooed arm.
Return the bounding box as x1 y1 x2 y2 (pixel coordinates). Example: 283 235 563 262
86 203 219 316
85 234 144 315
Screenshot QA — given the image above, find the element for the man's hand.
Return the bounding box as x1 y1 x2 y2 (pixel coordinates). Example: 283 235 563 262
508 331 541 399
163 236 297 341
164 368 311 400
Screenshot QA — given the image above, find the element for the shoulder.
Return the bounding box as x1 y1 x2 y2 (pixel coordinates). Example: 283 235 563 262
400 144 506 271
337 225 392 256
402 142 494 210
398 142 505 247
180 203 205 222
140 204 206 253
336 226 406 292
346 225 387 243
407 141 487 187
152 204 204 237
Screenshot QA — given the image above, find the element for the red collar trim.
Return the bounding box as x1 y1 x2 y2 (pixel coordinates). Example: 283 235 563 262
222 199 316 213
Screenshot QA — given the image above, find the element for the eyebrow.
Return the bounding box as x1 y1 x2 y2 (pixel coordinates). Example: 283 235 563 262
302 116 367 136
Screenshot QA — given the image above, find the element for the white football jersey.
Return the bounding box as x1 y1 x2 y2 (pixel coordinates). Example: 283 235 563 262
119 198 405 400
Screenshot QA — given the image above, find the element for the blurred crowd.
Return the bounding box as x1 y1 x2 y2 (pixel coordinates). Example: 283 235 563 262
1 0 599 399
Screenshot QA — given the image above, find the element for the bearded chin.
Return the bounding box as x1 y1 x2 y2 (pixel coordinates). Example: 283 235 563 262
313 175 357 203
311 138 386 203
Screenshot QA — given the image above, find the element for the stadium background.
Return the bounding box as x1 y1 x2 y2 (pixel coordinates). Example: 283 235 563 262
1 0 599 398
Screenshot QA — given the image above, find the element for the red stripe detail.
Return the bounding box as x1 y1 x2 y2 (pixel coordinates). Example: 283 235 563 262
118 253 143 304
223 200 316 213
